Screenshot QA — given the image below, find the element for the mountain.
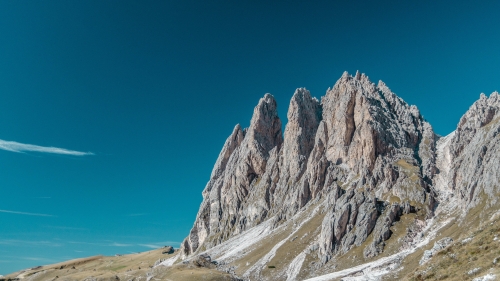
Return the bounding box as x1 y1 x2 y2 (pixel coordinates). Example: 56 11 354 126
177 71 500 280
5 72 500 281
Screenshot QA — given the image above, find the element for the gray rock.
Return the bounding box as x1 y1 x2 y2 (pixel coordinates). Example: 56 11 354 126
192 254 214 268
180 72 499 273
419 237 453 265
161 246 174 254
444 92 500 210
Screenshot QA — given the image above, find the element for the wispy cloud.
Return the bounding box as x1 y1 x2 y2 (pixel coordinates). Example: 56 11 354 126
0 239 62 247
69 241 133 247
23 257 54 262
139 244 161 249
68 240 179 248
0 139 93 156
0 209 54 217
139 241 180 249
43 225 87 231
128 213 146 217
110 242 133 247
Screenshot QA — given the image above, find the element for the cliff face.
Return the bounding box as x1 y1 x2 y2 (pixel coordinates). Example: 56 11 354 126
182 72 437 259
441 92 500 208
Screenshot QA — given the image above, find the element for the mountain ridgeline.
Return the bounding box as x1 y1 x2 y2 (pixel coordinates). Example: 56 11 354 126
182 71 437 257
6 72 500 281
179 71 500 280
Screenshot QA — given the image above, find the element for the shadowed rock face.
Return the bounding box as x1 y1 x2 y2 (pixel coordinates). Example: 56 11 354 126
181 72 441 260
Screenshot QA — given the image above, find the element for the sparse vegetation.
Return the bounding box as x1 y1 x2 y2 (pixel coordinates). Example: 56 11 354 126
3 248 237 281
405 217 500 280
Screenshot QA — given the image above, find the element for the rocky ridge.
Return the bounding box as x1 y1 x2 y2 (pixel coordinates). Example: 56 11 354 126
181 71 444 265
178 72 500 280
6 72 500 281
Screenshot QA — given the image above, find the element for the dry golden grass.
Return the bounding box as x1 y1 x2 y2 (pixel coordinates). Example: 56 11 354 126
3 248 234 281
402 198 500 281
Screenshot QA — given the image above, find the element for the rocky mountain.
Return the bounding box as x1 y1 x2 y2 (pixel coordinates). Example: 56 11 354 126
7 72 500 281
177 71 500 280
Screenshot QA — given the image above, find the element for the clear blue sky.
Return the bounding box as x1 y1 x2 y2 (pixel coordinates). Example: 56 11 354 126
0 0 499 274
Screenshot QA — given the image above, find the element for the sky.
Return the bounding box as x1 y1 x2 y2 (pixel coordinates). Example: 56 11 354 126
0 0 499 274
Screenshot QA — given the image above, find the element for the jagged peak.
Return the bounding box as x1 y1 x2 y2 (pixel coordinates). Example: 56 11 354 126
451 91 500 156
292 87 311 99
290 88 321 108
355 70 361 79
233 123 242 132
246 93 283 154
249 93 279 127
377 79 388 91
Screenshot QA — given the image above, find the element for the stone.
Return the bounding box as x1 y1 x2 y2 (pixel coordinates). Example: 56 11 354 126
162 246 174 254
419 237 453 265
180 72 500 281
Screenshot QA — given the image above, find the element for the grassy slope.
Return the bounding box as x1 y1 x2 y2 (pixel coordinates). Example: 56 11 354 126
3 249 234 281
401 198 500 281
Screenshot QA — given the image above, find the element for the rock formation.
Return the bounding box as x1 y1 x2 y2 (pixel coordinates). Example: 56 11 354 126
181 71 438 260
446 92 500 208
8 71 500 281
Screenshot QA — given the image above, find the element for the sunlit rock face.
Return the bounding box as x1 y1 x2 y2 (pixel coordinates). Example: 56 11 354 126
181 72 441 260
180 73 500 281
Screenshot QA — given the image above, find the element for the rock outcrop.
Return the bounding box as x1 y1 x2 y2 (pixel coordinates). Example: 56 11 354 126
447 92 500 208
182 94 283 256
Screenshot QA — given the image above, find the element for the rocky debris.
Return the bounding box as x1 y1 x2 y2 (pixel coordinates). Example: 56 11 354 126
192 254 216 268
153 258 167 267
419 237 453 265
161 246 174 254
462 237 473 244
468 267 481 275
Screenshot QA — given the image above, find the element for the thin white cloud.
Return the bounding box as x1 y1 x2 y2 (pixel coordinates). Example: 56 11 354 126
23 257 54 261
0 239 62 247
139 241 180 249
43 225 87 231
0 139 93 156
139 244 161 249
110 242 132 247
0 209 54 217
69 241 133 247
128 213 146 217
